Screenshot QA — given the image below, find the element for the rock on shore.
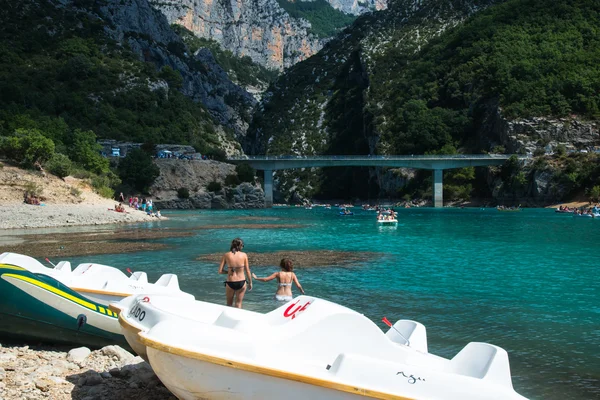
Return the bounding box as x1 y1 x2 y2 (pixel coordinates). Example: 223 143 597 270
0 343 175 400
151 159 264 209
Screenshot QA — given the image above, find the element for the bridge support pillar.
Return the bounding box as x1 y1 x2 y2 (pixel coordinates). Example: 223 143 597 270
433 169 443 208
264 170 273 208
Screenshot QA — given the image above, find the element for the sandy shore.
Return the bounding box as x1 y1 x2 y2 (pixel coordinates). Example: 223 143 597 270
0 203 163 230
0 163 167 230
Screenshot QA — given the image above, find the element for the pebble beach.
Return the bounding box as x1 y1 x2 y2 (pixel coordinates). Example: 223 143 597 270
0 164 163 230
0 203 161 230
0 343 175 400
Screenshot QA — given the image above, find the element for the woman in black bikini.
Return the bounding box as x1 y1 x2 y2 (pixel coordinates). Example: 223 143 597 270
218 238 252 308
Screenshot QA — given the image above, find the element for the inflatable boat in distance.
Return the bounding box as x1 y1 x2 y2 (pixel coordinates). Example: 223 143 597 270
116 294 528 400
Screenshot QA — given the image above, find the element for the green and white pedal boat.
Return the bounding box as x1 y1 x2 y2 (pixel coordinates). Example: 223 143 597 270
0 252 194 349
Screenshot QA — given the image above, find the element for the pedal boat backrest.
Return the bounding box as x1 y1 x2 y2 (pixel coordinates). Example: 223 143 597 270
53 261 71 273
155 273 180 290
385 319 428 353
129 271 148 284
448 342 515 388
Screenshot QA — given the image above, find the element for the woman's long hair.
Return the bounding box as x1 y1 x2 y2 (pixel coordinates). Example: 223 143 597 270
230 238 244 253
280 258 293 272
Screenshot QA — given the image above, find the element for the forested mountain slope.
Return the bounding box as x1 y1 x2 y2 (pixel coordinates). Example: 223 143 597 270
248 0 600 203
0 0 255 149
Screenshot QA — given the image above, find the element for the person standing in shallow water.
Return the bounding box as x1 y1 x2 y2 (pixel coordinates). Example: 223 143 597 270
218 238 252 308
252 258 305 301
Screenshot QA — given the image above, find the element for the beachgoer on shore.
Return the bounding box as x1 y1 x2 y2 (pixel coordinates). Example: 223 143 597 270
252 258 305 301
218 238 252 308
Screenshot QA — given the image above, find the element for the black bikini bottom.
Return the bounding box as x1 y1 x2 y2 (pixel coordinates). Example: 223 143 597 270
225 280 246 291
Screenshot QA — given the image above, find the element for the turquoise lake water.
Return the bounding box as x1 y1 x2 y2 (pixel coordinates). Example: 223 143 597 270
28 207 600 399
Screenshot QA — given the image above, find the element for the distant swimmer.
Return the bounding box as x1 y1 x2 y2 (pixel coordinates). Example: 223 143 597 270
252 258 305 301
218 238 252 308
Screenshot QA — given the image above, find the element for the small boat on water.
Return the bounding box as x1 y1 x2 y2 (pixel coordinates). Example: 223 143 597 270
115 294 527 400
0 252 193 349
377 219 398 224
497 206 522 212
339 211 354 216
555 208 574 213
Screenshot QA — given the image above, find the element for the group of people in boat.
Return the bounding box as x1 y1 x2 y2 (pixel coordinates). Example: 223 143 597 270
572 205 599 217
556 205 575 213
377 208 397 220
218 238 305 308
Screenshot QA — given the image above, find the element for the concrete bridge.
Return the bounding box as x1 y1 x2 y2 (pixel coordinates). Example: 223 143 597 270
227 155 527 208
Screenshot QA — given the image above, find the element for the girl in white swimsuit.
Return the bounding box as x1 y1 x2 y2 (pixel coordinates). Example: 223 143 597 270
252 258 305 301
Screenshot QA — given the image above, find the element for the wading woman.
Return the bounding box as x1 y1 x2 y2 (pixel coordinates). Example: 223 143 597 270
218 238 252 308
252 258 305 301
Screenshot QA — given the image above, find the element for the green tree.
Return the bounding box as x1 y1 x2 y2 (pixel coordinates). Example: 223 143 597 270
68 129 109 174
0 128 55 167
158 66 183 89
46 153 73 178
589 185 600 203
117 148 160 192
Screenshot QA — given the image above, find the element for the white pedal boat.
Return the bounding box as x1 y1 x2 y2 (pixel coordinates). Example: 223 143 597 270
0 252 193 348
115 294 527 400
377 219 398 224
0 252 193 304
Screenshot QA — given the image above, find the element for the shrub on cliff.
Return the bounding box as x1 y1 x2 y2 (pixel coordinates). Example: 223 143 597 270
224 174 240 187
204 148 227 162
46 153 73 178
177 187 190 199
207 181 222 192
117 149 160 193
235 163 255 183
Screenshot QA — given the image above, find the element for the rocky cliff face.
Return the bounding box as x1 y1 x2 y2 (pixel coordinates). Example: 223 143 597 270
248 0 600 205
325 0 388 15
151 159 264 209
481 102 599 154
247 0 503 199
151 0 323 71
95 0 257 138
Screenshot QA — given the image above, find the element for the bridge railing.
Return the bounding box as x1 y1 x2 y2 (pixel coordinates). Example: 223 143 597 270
228 154 523 161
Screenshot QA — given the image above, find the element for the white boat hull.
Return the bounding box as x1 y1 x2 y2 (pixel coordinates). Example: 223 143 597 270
117 295 528 400
148 349 367 400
